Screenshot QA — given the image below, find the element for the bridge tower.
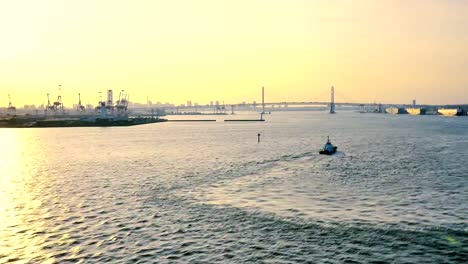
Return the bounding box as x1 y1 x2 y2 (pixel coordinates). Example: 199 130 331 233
261 86 265 120
262 86 265 114
330 86 336 114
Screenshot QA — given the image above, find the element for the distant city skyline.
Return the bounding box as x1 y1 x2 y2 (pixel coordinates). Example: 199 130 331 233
1 96 263 110
2 86 465 110
2 0 468 106
2 92 260 109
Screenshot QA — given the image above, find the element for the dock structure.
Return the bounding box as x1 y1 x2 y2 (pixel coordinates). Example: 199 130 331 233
224 119 265 122
0 116 166 128
167 119 216 122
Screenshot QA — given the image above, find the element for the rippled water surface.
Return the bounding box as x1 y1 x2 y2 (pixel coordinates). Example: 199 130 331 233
1 112 467 263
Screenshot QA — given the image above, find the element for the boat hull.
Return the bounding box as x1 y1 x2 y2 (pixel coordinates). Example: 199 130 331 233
319 147 337 155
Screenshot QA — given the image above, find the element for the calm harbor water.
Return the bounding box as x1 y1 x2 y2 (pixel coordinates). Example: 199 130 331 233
0 112 467 263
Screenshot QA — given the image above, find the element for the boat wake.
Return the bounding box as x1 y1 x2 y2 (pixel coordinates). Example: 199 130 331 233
331 151 345 158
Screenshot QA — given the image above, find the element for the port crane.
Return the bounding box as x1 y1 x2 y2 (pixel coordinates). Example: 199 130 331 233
46 93 54 112
115 90 129 116
77 93 85 112
53 85 64 111
7 94 16 114
45 85 65 114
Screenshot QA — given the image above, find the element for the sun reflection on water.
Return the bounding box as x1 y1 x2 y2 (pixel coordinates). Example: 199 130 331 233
0 129 54 263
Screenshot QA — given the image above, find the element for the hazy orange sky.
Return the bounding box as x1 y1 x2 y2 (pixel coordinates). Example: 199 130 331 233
1 0 467 107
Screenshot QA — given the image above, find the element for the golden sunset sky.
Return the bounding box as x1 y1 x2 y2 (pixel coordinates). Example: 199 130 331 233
1 0 467 107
